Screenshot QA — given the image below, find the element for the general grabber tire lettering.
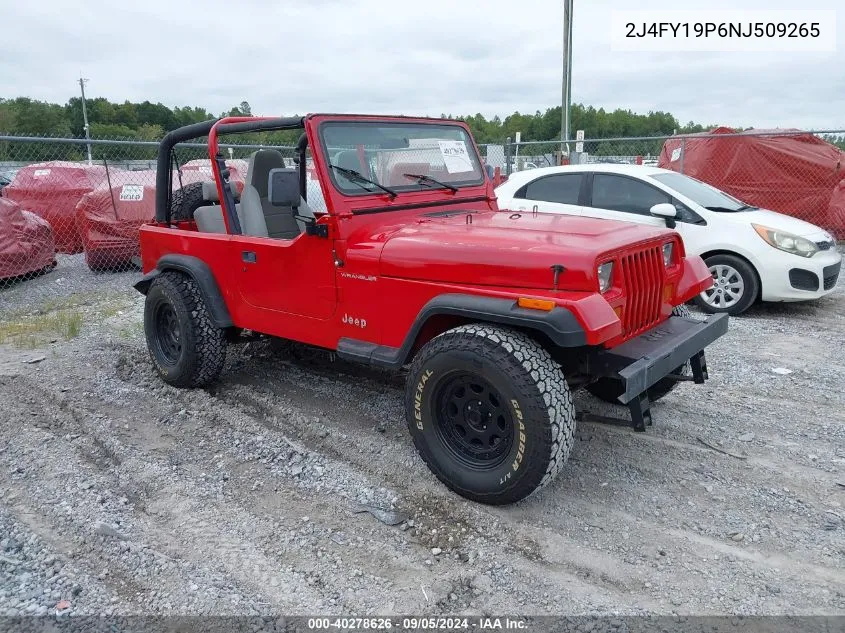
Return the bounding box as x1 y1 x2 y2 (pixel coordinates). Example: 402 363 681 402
170 182 206 222
586 304 696 405
405 324 576 505
143 271 226 387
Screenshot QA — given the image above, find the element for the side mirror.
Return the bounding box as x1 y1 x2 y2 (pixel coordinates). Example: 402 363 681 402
650 203 678 228
267 168 300 207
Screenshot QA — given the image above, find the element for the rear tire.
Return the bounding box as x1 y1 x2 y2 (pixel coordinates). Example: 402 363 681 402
405 324 576 505
586 305 695 405
144 271 226 387
170 182 206 223
694 253 759 316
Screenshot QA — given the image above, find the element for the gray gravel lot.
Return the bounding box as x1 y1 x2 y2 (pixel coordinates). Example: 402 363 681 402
0 253 843 617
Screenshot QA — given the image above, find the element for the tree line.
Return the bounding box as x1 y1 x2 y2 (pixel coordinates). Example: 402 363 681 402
1 95 840 163
0 96 716 141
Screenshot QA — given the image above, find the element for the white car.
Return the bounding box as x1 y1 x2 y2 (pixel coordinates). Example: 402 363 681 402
495 164 842 315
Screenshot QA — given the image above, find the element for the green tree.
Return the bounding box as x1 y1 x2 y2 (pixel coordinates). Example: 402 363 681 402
2 93 736 151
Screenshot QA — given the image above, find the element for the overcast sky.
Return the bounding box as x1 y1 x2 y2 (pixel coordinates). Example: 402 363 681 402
1 0 842 131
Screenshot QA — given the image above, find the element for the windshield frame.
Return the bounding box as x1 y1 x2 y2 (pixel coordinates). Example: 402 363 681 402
317 119 485 199
651 171 752 212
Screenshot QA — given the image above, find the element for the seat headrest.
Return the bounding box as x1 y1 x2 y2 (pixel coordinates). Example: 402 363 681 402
247 150 286 197
333 150 361 172
201 181 239 202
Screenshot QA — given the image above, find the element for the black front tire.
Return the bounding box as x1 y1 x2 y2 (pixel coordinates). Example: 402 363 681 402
586 305 695 405
405 324 576 505
144 271 226 387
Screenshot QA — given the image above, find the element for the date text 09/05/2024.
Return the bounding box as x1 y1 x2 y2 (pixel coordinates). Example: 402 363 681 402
307 617 528 630
625 22 821 39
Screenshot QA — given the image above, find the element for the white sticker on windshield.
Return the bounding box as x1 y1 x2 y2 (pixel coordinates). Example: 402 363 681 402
119 184 144 202
670 147 682 162
438 140 473 174
33 169 51 177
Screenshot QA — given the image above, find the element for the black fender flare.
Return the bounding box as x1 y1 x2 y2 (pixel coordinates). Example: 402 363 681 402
133 254 233 328
337 293 587 369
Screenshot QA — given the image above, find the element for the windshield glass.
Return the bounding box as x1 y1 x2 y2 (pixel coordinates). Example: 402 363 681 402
651 172 753 211
319 121 484 196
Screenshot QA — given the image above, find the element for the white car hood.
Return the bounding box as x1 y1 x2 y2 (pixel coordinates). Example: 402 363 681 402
719 208 831 239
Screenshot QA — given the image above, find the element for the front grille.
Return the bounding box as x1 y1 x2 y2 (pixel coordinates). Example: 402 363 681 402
823 261 841 290
789 268 819 291
815 240 835 251
620 246 663 338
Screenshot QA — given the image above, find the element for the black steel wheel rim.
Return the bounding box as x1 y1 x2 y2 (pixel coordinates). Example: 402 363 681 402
434 372 514 470
153 302 181 364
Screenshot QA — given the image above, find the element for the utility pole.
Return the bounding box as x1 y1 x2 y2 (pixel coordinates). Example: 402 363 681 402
79 76 92 165
560 0 573 160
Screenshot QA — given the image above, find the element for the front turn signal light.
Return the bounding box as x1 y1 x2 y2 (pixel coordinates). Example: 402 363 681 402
518 297 556 311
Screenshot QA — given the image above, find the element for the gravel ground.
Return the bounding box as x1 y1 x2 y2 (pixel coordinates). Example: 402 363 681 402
0 253 843 617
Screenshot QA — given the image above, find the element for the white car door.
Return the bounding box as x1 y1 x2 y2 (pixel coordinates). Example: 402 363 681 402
581 173 669 227
507 172 585 217
581 173 712 255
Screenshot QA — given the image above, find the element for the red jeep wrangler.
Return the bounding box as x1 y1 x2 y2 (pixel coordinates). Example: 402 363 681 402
134 115 727 505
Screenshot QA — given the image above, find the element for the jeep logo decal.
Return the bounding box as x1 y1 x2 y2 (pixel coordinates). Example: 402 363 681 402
342 313 367 329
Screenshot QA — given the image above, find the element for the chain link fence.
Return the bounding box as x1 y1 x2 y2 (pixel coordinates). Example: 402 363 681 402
1 129 843 318
0 135 323 317
498 129 845 239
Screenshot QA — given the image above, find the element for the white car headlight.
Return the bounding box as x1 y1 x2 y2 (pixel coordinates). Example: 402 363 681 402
597 262 614 293
752 224 818 258
662 242 674 267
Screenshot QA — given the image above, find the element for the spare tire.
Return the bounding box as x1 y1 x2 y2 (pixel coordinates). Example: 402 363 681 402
170 182 206 223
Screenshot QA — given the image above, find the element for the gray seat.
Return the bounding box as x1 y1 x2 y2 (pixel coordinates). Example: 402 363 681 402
193 203 245 234
196 153 317 238
242 150 303 239
192 182 245 234
194 205 227 233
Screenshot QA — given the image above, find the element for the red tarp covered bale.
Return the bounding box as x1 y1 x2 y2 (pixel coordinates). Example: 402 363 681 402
0 197 56 281
2 162 111 253
75 165 246 271
828 178 845 237
659 128 845 238
75 171 157 271
177 159 247 188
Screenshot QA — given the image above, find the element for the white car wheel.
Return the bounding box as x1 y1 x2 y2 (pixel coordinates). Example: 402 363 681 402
701 263 745 309
694 254 760 315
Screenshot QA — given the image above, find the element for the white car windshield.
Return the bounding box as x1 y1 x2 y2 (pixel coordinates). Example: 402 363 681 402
652 172 755 212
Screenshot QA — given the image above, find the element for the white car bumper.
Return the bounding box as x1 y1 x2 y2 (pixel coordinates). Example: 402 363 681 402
759 246 842 302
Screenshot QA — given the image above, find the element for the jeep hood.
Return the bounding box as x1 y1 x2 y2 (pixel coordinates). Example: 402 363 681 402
379 211 675 290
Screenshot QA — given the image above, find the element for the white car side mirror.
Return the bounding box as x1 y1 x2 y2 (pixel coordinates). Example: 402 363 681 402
650 203 677 228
